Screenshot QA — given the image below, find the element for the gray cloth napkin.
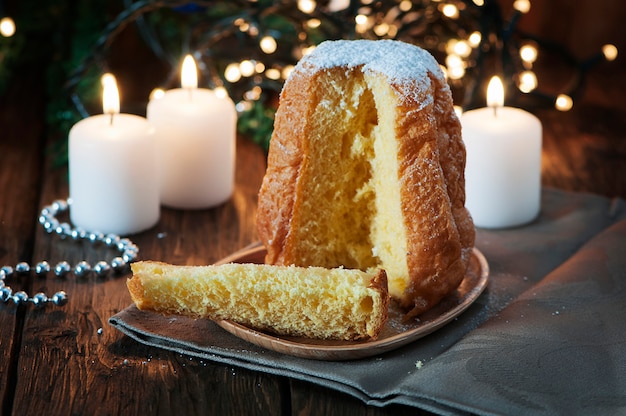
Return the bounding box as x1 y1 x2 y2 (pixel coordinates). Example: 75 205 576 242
109 188 626 415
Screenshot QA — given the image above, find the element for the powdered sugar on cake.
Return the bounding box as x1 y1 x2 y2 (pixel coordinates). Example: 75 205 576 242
288 39 445 97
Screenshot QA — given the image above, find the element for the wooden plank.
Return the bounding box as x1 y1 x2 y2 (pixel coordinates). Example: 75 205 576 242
0 67 47 415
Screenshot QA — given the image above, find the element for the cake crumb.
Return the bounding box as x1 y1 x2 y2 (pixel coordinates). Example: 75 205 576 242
415 360 424 369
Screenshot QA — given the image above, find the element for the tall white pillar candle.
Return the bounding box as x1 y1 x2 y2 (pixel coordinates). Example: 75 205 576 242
147 55 237 209
69 75 159 235
461 77 542 229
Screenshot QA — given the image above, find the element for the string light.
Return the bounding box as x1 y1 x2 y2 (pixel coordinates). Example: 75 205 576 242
53 0 618 151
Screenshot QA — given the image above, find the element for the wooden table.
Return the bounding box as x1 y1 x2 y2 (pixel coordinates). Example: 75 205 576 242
1 57 625 415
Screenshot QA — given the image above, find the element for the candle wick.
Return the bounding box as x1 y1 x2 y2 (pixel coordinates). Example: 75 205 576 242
492 105 498 117
109 112 114 126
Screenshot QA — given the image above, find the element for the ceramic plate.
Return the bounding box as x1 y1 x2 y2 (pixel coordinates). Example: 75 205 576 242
214 244 489 360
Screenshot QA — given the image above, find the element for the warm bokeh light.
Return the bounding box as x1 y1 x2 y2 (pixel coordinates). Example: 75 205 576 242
260 36 277 54
518 70 537 93
520 44 538 64
239 60 255 77
224 63 242 83
468 31 482 48
181 55 198 89
214 86 228 99
487 76 505 108
149 88 165 101
472 0 485 6
0 17 16 37
442 4 459 19
453 40 472 58
399 0 412 12
297 0 316 14
281 65 295 80
327 0 349 12
602 44 618 61
306 18 321 28
513 0 531 14
265 68 281 80
555 94 573 111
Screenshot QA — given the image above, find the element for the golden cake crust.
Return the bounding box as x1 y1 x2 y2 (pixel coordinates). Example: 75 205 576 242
257 40 475 317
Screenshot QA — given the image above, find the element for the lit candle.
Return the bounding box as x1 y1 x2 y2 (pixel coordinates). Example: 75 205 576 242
147 55 237 209
461 76 542 228
69 75 160 235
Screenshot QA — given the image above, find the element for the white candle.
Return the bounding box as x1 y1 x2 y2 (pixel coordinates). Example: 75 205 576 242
147 55 237 209
461 76 542 229
69 75 160 235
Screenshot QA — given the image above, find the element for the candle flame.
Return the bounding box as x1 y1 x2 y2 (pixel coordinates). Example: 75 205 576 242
181 55 198 89
487 76 505 110
102 74 120 117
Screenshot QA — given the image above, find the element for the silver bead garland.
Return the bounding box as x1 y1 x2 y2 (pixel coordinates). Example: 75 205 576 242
0 199 139 308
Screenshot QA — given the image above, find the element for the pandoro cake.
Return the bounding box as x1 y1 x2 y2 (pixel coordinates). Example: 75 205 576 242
257 39 475 317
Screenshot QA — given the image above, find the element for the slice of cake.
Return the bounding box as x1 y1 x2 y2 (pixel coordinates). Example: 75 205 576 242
128 261 388 340
257 39 475 318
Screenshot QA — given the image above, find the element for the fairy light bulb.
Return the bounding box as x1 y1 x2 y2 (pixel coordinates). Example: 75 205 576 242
307 18 321 28
214 86 228 99
265 68 281 80
298 0 316 14
513 0 531 13
374 23 390 37
260 36 277 54
442 4 459 19
448 65 465 80
149 88 165 101
0 17 16 37
225 63 242 83
399 0 412 12
472 0 485 6
239 60 255 77
518 70 537 93
355 14 369 34
602 44 618 61
453 40 472 58
520 44 538 64
282 65 295 80
327 0 349 12
555 94 573 111
445 54 464 70
468 31 481 48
